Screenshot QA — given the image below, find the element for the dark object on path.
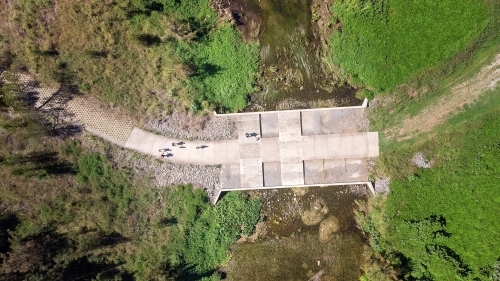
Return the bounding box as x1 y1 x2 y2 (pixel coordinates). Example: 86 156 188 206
179 146 186 148
196 146 200 149
245 133 250 138
171 142 176 146
159 148 171 152
256 137 260 141
161 153 173 158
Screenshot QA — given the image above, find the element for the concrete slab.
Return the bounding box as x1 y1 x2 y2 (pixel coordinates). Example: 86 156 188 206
239 142 261 159
281 162 304 185
279 112 301 131
321 110 342 134
313 135 329 159
263 162 281 186
367 132 379 157
240 158 263 188
261 113 279 137
237 114 260 141
340 134 354 158
226 141 240 164
187 143 202 164
278 111 301 120
199 144 215 164
261 138 280 162
324 159 346 183
301 111 321 135
214 141 228 164
220 164 241 190
352 133 368 157
345 158 368 181
327 134 341 158
304 160 324 184
279 132 302 141
301 136 316 160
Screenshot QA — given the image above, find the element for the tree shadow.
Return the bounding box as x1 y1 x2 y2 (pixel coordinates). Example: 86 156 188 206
62 258 133 281
49 123 83 140
7 151 75 176
0 214 20 256
136 34 162 46
172 263 218 281
425 244 472 277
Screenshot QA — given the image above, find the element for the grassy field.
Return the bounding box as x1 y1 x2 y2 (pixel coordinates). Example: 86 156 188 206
0 0 259 118
329 0 491 91
358 70 500 280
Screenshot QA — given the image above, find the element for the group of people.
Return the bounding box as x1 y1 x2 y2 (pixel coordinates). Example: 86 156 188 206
159 142 207 158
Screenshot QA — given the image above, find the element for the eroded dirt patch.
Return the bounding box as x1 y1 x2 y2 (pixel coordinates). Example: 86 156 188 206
386 53 500 140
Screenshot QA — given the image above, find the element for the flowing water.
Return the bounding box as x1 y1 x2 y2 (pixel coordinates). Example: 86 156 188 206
222 1 367 279
231 0 360 110
222 186 368 281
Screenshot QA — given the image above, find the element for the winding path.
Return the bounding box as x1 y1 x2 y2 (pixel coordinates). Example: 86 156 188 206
16 74 379 201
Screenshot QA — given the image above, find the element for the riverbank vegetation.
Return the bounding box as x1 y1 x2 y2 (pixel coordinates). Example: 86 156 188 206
329 0 495 91
358 83 500 279
0 0 259 116
0 78 262 280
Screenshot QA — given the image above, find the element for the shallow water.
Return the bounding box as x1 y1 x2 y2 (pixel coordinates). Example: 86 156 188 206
237 0 360 110
222 186 368 281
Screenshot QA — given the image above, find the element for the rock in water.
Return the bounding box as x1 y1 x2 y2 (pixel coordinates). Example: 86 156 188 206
301 198 329 226
318 216 340 243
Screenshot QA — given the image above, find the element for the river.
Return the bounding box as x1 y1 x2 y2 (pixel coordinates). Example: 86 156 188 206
230 0 361 110
222 186 368 280
222 1 368 280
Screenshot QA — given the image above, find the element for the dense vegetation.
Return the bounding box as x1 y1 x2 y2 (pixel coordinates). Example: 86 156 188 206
0 73 262 280
329 0 490 90
0 0 259 115
359 91 500 280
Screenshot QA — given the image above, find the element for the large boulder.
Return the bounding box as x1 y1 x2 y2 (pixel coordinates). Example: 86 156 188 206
301 198 329 226
318 216 340 243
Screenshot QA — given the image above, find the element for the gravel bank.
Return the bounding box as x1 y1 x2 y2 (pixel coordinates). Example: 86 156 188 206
144 114 238 141
115 149 221 201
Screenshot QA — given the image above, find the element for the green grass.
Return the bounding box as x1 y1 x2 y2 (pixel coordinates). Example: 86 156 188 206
361 89 500 280
164 186 262 275
182 25 260 112
0 0 259 117
330 0 489 91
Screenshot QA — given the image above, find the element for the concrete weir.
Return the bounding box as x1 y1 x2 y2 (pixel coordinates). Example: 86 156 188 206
212 99 379 202
13 73 378 203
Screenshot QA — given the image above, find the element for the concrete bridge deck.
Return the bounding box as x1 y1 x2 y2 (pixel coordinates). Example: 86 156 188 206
124 106 379 194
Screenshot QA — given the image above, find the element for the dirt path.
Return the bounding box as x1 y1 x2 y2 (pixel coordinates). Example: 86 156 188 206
386 53 500 140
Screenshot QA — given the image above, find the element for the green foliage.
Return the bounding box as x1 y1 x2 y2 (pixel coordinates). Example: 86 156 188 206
356 89 375 101
165 186 261 274
373 109 500 280
330 0 489 90
188 25 259 112
76 153 134 231
1 0 259 117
